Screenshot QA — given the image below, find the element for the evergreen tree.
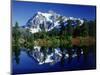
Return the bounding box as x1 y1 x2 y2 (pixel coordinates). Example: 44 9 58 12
73 20 81 37
66 20 73 36
88 20 96 37
12 22 21 47
81 19 89 37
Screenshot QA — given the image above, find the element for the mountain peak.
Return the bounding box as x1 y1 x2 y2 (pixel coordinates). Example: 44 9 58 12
37 11 42 14
25 11 84 33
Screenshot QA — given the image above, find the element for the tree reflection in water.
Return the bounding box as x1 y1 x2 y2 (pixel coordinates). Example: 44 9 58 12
13 45 21 64
13 44 96 66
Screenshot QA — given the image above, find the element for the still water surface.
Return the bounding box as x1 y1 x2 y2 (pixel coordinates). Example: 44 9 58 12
12 46 96 74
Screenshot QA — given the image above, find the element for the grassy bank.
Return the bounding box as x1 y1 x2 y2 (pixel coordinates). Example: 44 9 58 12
34 36 95 47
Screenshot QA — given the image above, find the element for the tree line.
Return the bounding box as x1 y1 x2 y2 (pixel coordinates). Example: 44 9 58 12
12 18 96 50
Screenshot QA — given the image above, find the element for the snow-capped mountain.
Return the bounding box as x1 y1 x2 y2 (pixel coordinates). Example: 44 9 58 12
25 11 84 33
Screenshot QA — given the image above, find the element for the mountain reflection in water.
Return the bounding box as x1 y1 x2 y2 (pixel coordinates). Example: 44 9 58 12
12 45 96 74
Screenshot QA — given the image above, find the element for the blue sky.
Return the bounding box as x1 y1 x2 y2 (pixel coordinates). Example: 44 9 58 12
12 1 96 26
